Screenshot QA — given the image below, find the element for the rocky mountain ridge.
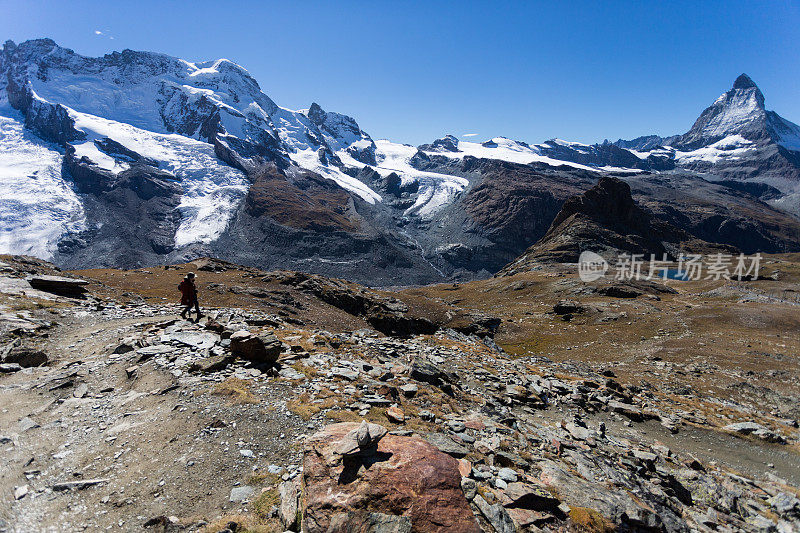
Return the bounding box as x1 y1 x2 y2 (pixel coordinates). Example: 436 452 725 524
503 177 736 271
2 39 800 285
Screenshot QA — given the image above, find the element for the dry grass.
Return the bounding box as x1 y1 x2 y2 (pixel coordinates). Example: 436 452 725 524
291 362 319 379
211 377 258 404
252 488 280 519
287 392 336 421
325 409 362 423
200 513 281 533
569 507 616 533
247 471 282 487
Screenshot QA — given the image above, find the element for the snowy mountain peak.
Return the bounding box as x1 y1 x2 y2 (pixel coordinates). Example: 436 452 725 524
677 74 770 149
732 73 758 90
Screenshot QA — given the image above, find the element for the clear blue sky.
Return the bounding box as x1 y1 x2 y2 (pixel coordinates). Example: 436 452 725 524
2 0 799 145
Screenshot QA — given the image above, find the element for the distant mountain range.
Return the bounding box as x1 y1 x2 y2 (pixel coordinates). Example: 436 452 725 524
2 39 800 285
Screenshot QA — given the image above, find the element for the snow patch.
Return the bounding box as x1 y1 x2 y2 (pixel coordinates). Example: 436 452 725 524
674 135 756 164
288 148 382 204
0 107 86 258
426 137 602 172
71 141 130 173
68 109 249 247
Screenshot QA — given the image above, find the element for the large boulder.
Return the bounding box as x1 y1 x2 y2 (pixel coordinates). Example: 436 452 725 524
302 422 480 533
26 275 88 296
3 347 48 368
228 330 281 365
409 356 457 394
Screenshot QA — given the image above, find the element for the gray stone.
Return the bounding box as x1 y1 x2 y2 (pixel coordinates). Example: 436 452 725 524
608 400 646 421
278 480 298 530
565 422 590 440
399 383 418 397
423 433 469 458
445 420 466 433
768 492 800 515
418 410 435 422
0 363 21 373
13 485 28 500
135 345 176 358
502 481 561 510
331 367 359 381
27 275 88 296
278 367 306 380
473 495 515 533
724 422 785 443
497 467 518 483
189 355 232 373
229 330 281 365
162 330 218 350
410 357 455 391
18 417 38 432
335 421 388 456
73 383 88 398
229 485 255 502
52 478 109 491
632 450 658 463
461 478 477 501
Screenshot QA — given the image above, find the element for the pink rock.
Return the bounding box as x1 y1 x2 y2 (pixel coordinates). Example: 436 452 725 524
303 423 480 533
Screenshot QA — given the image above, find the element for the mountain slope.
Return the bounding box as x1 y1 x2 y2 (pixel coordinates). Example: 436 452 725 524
1 39 800 284
617 74 800 193
502 177 734 272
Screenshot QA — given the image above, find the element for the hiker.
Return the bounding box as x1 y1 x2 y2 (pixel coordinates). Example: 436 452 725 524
179 272 203 320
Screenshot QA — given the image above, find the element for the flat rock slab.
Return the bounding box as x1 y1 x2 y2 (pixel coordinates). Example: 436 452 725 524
160 331 219 350
723 422 785 443
135 345 177 356
0 363 21 372
27 275 88 296
303 422 480 533
229 485 255 502
423 432 469 458
52 479 109 491
0 276 57 300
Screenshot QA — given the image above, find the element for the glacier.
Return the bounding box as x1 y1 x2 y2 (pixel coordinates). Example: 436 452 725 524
0 105 86 258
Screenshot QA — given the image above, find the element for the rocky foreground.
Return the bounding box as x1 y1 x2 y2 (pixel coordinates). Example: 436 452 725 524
0 256 799 532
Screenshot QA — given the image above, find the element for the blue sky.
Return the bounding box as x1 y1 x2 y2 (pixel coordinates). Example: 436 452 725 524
2 0 798 145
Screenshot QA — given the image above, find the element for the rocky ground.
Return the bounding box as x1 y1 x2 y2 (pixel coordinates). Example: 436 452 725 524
0 255 798 532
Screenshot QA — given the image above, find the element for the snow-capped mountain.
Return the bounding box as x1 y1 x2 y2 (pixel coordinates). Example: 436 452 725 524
614 74 800 186
2 39 800 284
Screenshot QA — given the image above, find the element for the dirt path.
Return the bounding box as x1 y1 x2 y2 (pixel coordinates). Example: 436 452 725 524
0 309 306 532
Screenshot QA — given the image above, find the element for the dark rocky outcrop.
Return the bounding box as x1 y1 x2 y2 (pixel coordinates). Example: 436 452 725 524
27 275 88 297
502 177 735 272
418 135 460 153
264 271 437 336
228 330 281 365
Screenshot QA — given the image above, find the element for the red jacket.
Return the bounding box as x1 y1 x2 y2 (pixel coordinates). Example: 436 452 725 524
179 279 198 305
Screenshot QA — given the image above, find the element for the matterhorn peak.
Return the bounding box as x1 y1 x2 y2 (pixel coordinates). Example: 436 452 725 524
733 73 758 90
728 73 764 108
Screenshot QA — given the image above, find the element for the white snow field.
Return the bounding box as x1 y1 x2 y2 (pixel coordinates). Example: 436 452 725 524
434 137 589 168
26 44 383 205
68 109 250 247
374 141 469 218
0 106 85 258
674 135 756 164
